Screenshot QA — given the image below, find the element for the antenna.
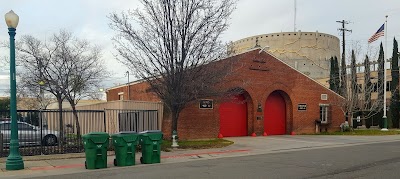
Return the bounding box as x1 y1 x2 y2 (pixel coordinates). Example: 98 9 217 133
294 0 297 31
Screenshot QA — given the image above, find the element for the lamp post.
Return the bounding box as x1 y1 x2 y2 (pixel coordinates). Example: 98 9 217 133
5 10 24 170
381 15 389 131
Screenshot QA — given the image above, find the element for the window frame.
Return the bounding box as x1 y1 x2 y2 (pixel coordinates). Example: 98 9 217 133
320 104 330 124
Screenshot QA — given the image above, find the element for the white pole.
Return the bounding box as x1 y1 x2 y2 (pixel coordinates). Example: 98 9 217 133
381 15 389 131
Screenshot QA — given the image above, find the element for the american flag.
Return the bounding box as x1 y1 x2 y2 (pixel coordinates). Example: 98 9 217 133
368 24 385 43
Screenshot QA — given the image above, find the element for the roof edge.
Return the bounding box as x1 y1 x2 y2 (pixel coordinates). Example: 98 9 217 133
257 48 345 100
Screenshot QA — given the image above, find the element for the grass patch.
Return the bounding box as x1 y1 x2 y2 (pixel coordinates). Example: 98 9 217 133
316 129 400 135
161 139 233 152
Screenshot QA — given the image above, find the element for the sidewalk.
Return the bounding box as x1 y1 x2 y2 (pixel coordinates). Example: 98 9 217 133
0 145 252 178
1 135 400 178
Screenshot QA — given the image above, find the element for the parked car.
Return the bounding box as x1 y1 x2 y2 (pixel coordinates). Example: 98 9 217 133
0 121 59 147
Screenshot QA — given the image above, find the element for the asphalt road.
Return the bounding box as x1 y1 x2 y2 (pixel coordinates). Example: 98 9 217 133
29 141 400 179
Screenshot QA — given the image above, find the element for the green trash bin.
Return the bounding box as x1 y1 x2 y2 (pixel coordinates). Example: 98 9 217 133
82 132 110 169
139 130 163 164
111 131 139 167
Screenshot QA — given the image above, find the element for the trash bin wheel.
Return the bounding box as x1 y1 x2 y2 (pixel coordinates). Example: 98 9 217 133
85 161 87 169
140 157 143 164
114 159 117 166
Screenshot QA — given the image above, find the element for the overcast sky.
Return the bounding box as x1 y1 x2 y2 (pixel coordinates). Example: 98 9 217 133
0 0 399 97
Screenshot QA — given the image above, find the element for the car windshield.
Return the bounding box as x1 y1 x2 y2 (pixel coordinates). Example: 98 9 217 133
18 123 35 130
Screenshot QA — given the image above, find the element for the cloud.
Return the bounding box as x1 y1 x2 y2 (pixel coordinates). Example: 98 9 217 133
1 0 400 94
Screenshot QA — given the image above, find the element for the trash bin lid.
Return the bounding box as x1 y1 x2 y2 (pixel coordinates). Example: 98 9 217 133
139 130 161 134
118 131 137 134
83 132 109 138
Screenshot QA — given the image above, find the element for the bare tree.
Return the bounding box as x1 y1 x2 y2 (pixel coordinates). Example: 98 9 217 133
16 84 55 110
331 53 384 128
16 34 68 146
109 0 237 136
16 31 107 139
54 31 107 138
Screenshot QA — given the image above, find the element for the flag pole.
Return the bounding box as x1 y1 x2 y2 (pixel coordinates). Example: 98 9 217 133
381 15 389 131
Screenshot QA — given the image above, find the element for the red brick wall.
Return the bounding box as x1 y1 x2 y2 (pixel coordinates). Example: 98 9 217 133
107 50 345 139
106 81 159 102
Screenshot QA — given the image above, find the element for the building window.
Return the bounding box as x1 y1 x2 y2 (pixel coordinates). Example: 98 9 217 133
387 81 391 91
372 83 378 92
359 66 365 73
321 94 328 100
357 84 362 93
118 92 124 100
320 104 329 124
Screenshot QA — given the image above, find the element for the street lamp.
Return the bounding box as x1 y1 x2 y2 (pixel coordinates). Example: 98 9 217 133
5 10 24 170
381 15 389 131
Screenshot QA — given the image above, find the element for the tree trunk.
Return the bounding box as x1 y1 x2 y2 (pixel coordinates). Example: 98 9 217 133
170 108 180 138
57 97 64 149
70 104 81 139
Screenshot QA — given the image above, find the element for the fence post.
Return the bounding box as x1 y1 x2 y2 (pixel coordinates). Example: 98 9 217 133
156 111 159 130
40 109 44 155
0 133 3 157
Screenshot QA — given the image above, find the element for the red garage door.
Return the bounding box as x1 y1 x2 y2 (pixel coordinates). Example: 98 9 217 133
264 91 286 135
219 95 248 137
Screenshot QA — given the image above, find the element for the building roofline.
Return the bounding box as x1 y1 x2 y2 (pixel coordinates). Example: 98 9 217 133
256 48 345 99
105 78 147 92
231 31 340 44
106 47 344 100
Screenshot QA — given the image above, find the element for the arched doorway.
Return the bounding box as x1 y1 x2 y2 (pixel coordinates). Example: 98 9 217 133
219 94 248 137
264 91 286 135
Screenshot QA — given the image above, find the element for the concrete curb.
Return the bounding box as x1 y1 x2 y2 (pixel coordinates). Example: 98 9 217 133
0 151 115 163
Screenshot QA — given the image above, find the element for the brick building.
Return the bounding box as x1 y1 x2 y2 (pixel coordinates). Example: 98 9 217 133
106 49 345 139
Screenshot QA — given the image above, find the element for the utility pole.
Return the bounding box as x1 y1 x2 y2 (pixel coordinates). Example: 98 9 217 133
336 20 352 98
